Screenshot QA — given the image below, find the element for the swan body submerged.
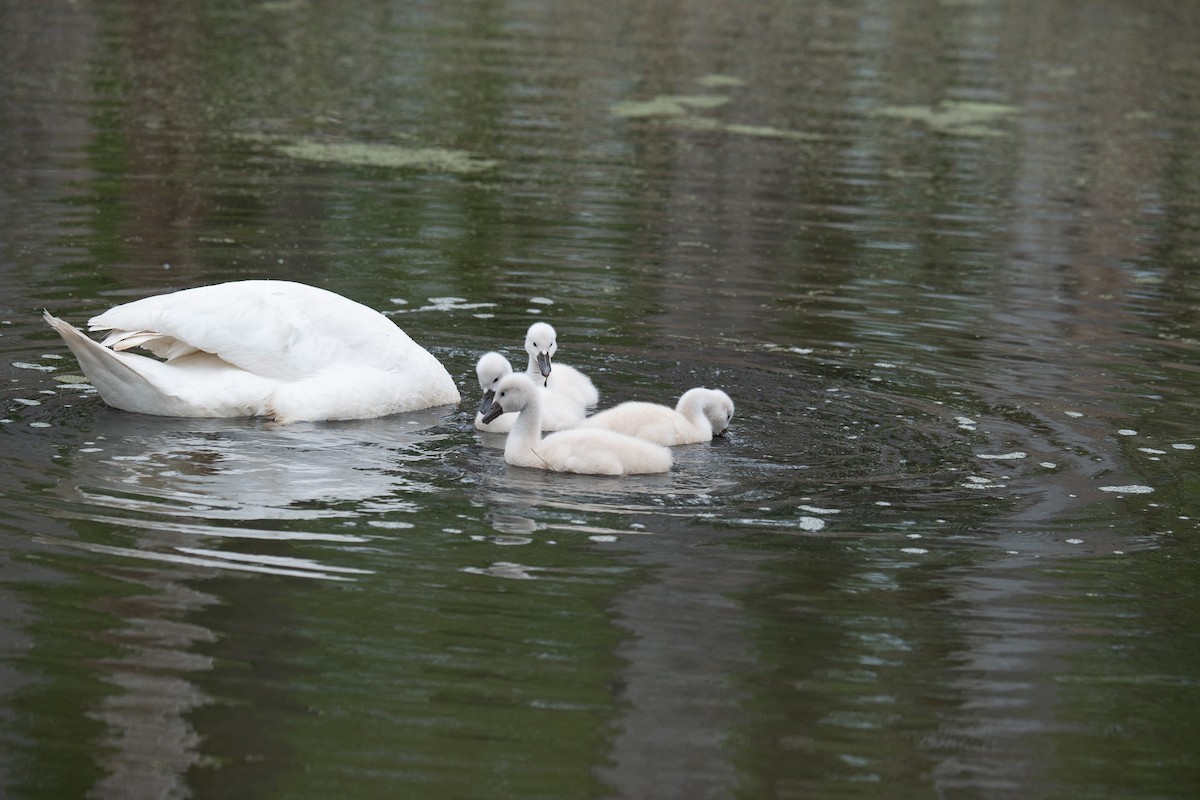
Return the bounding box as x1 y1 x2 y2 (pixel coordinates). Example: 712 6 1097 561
577 387 735 446
482 374 671 475
473 351 585 432
44 280 460 423
524 322 599 408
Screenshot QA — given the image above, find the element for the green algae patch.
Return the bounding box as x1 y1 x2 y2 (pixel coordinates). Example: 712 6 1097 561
874 100 1020 137
697 74 747 89
610 98 690 118
611 94 731 118
670 117 822 141
613 82 820 143
277 139 497 173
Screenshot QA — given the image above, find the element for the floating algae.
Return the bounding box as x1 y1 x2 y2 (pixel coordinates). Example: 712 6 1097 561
612 85 821 142
277 139 497 173
610 94 732 119
873 100 1020 137
672 117 821 141
237 133 496 174
723 123 823 141
696 74 747 89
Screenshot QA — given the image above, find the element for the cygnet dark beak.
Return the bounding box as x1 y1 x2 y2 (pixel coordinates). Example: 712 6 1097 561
537 352 552 378
479 389 496 415
480 399 506 424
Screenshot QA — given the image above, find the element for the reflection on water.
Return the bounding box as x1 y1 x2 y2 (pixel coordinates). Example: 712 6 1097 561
600 536 761 800
3 0 1200 797
88 575 216 800
54 409 454 519
2 405 464 796
35 406 460 582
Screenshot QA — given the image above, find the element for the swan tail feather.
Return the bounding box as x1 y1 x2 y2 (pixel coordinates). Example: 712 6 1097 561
44 311 171 413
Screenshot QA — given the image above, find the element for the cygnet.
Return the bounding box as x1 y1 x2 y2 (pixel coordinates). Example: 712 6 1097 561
524 322 599 407
473 351 585 432
482 374 671 475
577 387 734 445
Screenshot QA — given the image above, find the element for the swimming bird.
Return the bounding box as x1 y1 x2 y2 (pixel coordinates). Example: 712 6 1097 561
576 387 735 446
481 374 671 475
43 279 461 423
524 321 599 407
473 351 585 432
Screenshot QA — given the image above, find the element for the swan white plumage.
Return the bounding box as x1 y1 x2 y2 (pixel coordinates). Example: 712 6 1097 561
481 374 672 475
576 387 735 446
473 351 585 432
524 322 599 408
43 279 461 423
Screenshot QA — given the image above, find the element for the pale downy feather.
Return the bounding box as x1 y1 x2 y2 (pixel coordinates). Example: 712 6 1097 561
473 351 585 432
523 321 599 408
485 374 671 475
577 387 735 446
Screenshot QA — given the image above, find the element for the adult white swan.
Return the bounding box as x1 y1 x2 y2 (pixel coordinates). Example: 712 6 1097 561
473 351 585 432
524 322 599 407
481 374 671 475
43 280 461 423
577 387 735 446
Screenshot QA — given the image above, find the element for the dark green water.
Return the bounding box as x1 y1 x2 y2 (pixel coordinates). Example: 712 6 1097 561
3 0 1200 797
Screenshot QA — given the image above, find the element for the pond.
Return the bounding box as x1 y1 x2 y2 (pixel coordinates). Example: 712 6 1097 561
2 0 1200 797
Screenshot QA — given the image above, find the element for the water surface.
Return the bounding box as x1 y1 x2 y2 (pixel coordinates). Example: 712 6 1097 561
3 1 1200 797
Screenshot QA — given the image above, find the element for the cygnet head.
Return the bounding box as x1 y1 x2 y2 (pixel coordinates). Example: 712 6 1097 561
480 373 538 424
681 387 736 436
525 322 558 378
475 352 513 414
708 389 735 436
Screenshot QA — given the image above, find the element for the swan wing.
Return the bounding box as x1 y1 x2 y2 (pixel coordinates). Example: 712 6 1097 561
88 280 415 380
